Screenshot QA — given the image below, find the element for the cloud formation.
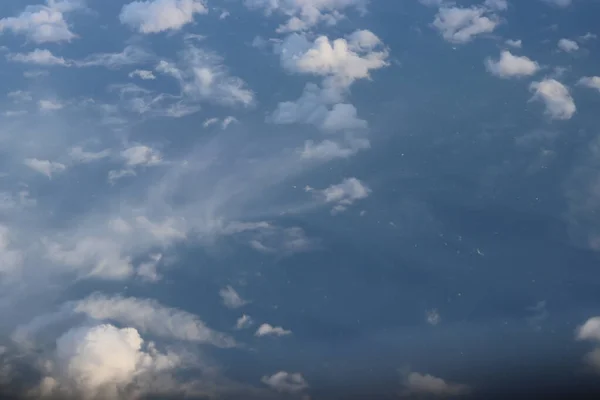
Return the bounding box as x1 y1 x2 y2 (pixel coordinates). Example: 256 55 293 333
120 0 208 34
485 50 540 78
529 79 576 120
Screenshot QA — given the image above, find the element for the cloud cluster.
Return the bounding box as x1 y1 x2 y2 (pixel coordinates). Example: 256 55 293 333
0 0 83 43
120 0 208 34
261 371 308 393
431 4 502 44
529 79 576 120
485 50 540 78
244 0 367 33
316 177 371 214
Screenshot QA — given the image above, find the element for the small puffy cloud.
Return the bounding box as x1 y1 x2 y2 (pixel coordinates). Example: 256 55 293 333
505 39 522 48
277 30 389 91
578 76 600 92
121 145 163 167
529 79 576 120
24 158 66 178
262 371 308 393
39 99 64 111
404 372 472 397
426 309 441 326
300 138 370 161
485 50 539 78
120 0 208 34
129 69 156 80
255 323 292 337
235 314 253 330
557 38 579 52
0 0 83 43
432 6 499 44
318 177 371 213
6 49 69 66
219 286 248 309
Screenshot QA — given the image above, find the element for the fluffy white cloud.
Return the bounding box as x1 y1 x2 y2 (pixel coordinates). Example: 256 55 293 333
485 50 540 78
300 138 370 161
557 38 579 52
120 0 208 34
24 158 66 178
505 39 522 48
39 99 64 111
576 317 600 371
404 372 472 397
235 314 253 329
35 324 184 400
432 6 500 44
578 76 600 92
318 177 370 213
277 30 388 91
529 79 576 120
261 371 308 393
6 49 69 66
121 145 163 167
0 0 83 43
129 69 156 80
244 0 367 33
255 323 292 337
219 286 248 309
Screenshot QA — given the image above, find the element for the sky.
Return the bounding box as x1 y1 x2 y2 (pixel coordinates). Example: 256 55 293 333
0 0 600 399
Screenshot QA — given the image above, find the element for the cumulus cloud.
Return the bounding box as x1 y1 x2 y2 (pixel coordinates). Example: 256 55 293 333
557 38 579 52
262 371 308 393
219 285 248 309
32 324 185 400
485 50 540 78
432 5 501 44
403 372 472 397
0 0 83 43
529 79 576 120
576 317 600 371
317 177 371 213
39 99 64 111
6 49 69 66
24 158 66 178
255 323 292 337
120 0 208 34
578 76 600 92
244 0 367 33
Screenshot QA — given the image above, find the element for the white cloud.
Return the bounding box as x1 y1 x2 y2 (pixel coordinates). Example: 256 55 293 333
557 38 579 52
485 50 539 78
219 285 248 309
121 145 163 167
426 309 441 326
7 90 33 103
432 6 500 44
262 371 308 393
577 317 600 342
6 49 69 66
129 69 157 80
505 39 522 48
578 76 600 92
404 372 472 397
156 45 254 107
203 117 219 127
277 30 389 92
0 0 83 43
244 0 367 33
484 0 508 10
318 177 370 213
300 138 370 161
120 0 208 34
529 79 576 120
255 323 292 337
235 314 253 329
35 324 184 400
580 32 597 41
38 99 64 111
24 158 66 178
221 116 238 129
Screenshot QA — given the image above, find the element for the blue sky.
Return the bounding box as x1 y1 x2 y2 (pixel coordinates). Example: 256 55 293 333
0 0 600 399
